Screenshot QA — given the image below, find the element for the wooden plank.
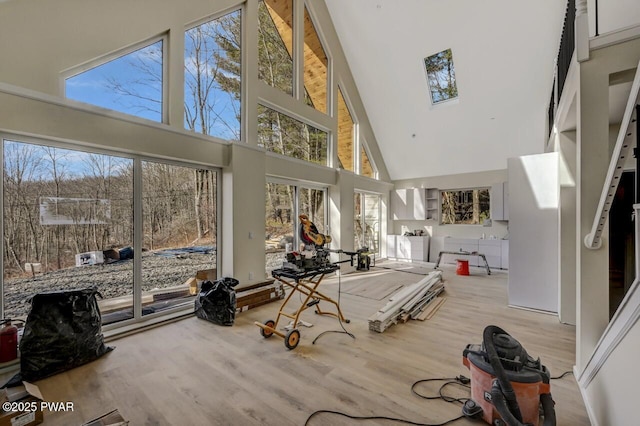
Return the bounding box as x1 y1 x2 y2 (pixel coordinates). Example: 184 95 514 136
425 297 448 320
415 296 445 321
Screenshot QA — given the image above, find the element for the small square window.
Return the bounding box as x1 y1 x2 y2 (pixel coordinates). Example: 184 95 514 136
424 48 458 104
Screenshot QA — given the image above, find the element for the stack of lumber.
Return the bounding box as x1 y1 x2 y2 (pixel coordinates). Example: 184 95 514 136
368 271 444 333
236 280 285 314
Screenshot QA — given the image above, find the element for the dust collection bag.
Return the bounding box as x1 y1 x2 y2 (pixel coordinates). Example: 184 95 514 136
19 287 113 382
195 277 239 326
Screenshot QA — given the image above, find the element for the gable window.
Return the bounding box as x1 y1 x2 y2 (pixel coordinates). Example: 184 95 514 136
258 0 293 95
185 10 242 141
337 87 354 171
441 188 490 225
360 142 375 178
424 48 458 105
65 39 164 122
257 104 327 165
303 6 328 114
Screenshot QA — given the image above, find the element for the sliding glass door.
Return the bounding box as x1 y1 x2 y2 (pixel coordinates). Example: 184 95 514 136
1 137 219 326
141 161 217 317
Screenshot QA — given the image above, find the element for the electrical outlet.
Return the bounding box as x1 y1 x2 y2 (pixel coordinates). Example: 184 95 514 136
248 231 254 239
249 272 254 280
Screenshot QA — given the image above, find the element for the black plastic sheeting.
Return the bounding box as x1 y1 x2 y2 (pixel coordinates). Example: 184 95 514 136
19 287 113 382
194 277 239 326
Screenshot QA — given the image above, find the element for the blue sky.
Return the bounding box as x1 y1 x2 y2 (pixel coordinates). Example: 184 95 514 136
65 41 163 122
64 17 242 142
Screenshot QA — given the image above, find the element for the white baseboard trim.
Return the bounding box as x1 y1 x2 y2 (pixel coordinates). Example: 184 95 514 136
507 304 558 316
574 365 599 426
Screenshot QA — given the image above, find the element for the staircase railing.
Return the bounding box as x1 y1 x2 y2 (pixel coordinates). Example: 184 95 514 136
548 0 576 137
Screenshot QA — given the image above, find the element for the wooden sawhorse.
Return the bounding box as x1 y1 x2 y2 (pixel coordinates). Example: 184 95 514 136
434 250 492 275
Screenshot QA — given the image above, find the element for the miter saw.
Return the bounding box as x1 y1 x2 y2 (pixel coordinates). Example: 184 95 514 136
281 214 332 272
280 214 371 273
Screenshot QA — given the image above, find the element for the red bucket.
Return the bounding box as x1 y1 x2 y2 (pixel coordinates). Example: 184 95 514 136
456 259 469 275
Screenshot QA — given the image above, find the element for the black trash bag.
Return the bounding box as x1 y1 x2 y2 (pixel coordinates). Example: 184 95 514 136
194 277 239 326
19 287 113 382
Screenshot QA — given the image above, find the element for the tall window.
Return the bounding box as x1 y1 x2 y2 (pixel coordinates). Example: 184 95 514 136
265 182 327 277
141 162 217 317
258 0 293 95
354 192 380 255
337 87 354 172
257 104 327 165
424 48 458 105
65 39 164 122
441 188 490 225
303 6 328 114
185 10 242 141
3 140 134 323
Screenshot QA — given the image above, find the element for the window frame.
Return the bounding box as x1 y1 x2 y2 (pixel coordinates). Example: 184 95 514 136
359 138 378 179
0 132 221 333
439 187 491 226
184 6 244 141
354 190 381 255
423 48 459 106
61 33 169 123
257 101 330 166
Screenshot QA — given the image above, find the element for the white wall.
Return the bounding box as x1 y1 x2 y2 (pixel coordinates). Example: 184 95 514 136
588 0 640 37
391 169 509 240
508 153 560 313
583 315 640 425
558 131 577 325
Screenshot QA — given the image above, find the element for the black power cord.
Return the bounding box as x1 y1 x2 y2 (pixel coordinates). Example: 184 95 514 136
411 376 471 405
304 411 465 426
312 266 355 344
305 376 472 425
550 370 573 380
305 367 575 424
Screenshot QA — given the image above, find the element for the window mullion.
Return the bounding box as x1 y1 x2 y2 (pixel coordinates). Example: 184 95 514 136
133 157 143 319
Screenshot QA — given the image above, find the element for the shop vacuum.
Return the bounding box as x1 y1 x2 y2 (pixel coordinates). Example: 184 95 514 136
462 325 556 426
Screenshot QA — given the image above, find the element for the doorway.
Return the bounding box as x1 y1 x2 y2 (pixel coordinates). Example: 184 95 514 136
609 171 635 318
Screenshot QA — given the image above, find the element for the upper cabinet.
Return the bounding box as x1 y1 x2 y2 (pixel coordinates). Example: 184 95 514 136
391 188 438 221
491 182 509 221
425 188 439 221
391 188 424 220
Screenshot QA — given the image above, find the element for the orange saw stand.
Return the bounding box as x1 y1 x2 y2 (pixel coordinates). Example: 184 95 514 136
255 264 349 350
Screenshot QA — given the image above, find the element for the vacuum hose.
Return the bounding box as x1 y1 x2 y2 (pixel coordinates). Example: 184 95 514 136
483 326 556 426
483 325 523 422
540 393 556 426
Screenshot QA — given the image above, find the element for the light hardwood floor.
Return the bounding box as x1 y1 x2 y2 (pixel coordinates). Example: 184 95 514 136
8 262 590 425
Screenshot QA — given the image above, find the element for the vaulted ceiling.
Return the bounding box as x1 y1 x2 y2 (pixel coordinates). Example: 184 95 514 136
325 0 568 180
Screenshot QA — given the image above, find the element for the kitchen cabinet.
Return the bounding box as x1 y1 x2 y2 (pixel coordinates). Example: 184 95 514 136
501 239 509 269
491 182 509 221
387 235 429 261
479 239 501 269
390 188 438 220
425 188 439 221
391 189 424 220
